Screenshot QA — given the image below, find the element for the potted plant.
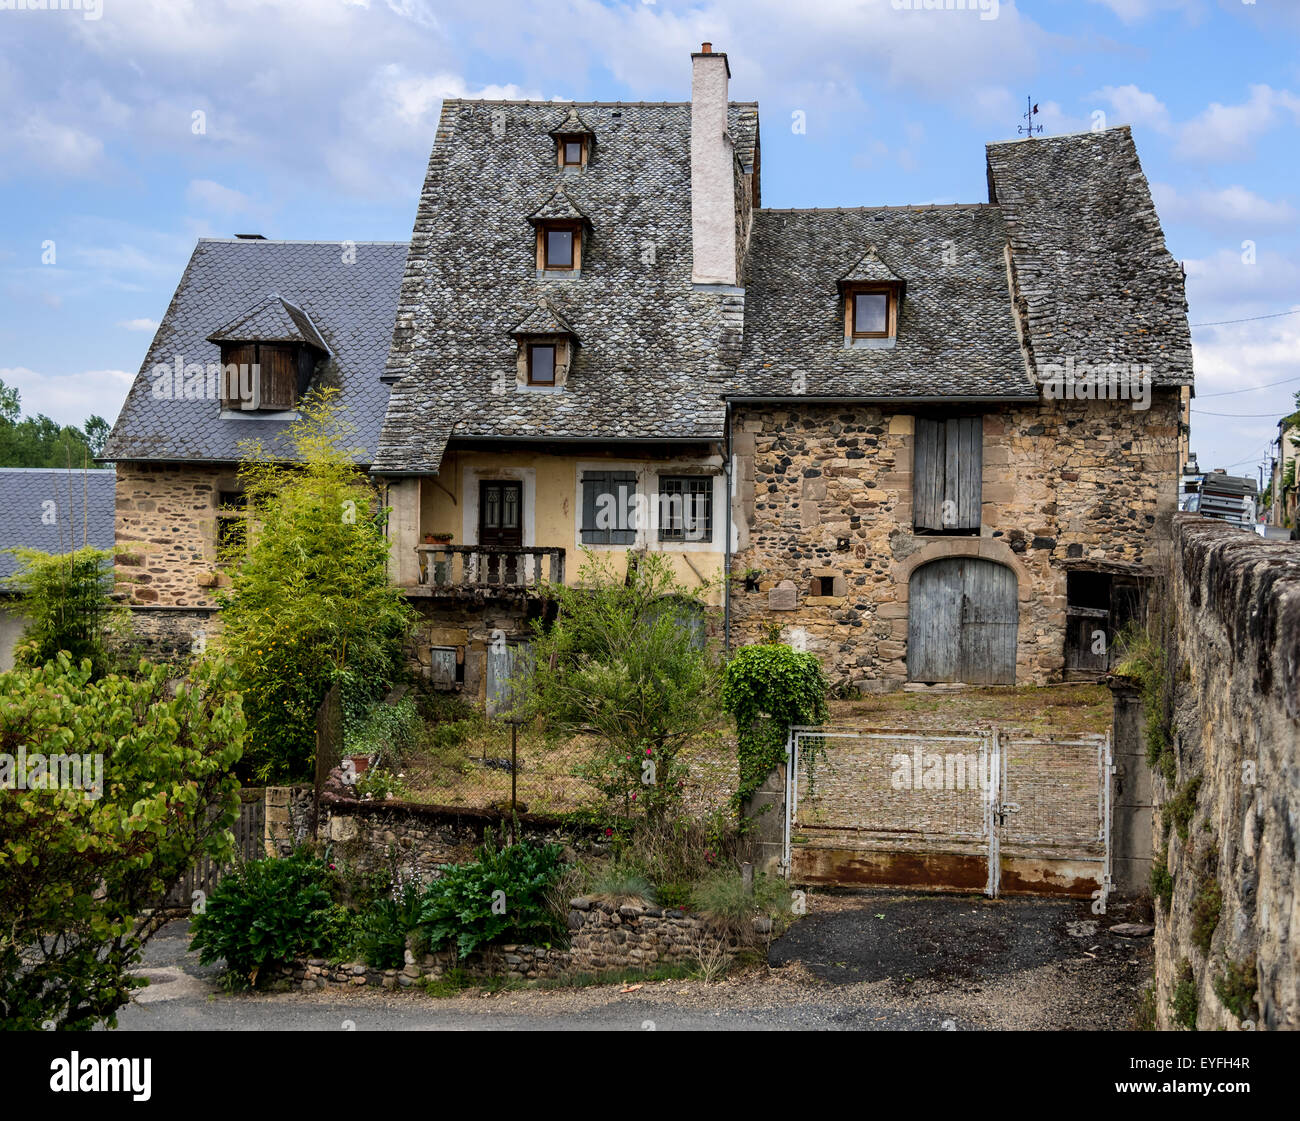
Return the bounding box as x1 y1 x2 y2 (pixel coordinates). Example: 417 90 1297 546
430 532 454 543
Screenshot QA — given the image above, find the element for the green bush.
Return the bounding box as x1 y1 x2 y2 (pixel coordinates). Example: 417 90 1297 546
1151 846 1174 910
1191 875 1222 955
419 842 567 958
3 545 123 677
1167 775 1203 842
589 862 657 905
354 766 408 802
721 643 829 806
352 879 425 970
189 850 343 986
0 655 244 1029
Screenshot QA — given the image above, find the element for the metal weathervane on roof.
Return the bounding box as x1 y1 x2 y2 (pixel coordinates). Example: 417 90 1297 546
1019 96 1043 138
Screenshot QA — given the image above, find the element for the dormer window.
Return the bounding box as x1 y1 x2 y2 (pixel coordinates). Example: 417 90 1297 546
542 223 579 270
848 288 894 340
558 136 586 167
510 300 579 391
839 244 905 348
207 295 329 413
527 343 556 385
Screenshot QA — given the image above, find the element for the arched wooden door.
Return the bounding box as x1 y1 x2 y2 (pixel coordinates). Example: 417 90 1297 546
907 557 1018 685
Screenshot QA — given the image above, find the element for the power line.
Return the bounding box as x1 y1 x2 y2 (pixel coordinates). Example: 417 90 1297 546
1197 374 1300 398
1190 308 1300 328
1191 410 1286 418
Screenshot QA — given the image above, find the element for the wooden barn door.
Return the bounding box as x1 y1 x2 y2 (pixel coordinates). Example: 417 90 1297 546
908 557 1018 685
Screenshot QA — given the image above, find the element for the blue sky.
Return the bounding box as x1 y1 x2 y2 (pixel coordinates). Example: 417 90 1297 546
2 0 1298 481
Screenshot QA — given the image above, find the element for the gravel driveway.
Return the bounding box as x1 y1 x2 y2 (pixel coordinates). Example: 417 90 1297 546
111 890 1152 1032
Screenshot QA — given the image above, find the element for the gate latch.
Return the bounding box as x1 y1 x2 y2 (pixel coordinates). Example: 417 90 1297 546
1002 802 1021 813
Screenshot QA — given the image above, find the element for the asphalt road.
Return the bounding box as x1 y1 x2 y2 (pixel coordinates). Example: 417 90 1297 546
110 891 1152 1032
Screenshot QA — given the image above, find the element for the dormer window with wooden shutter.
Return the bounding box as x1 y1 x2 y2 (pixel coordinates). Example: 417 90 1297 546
528 187 590 278
207 295 329 412
839 245 905 347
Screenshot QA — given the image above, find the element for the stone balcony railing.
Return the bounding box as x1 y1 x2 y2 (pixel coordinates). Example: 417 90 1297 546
413 544 565 595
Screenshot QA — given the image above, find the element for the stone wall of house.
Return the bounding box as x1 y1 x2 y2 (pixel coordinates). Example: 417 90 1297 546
1151 516 1300 1031
274 898 729 990
728 392 1181 690
114 605 218 663
406 596 543 704
114 463 230 608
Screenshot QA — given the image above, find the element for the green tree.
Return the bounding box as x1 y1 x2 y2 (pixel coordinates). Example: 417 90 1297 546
516 550 722 817
214 389 414 783
0 655 245 1029
0 377 108 469
3 545 124 678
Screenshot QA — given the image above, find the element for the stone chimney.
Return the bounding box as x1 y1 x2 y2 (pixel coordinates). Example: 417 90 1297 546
690 42 737 287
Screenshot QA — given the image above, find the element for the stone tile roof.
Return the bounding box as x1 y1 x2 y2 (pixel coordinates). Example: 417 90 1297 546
731 204 1036 400
374 100 759 474
102 239 407 465
840 244 905 287
0 468 116 585
510 300 579 340
208 294 331 353
986 127 1193 388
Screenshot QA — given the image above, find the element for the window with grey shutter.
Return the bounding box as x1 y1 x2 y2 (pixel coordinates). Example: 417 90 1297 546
913 416 982 534
581 471 637 544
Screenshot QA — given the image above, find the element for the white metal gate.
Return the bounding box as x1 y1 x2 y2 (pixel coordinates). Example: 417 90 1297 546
783 726 1112 902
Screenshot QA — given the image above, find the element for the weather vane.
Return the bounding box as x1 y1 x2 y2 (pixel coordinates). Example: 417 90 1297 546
1019 96 1043 137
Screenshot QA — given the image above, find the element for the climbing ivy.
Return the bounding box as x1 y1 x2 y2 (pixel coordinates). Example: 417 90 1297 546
721 644 829 807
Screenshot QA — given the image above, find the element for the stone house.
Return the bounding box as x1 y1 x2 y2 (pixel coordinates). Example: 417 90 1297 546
102 45 1192 698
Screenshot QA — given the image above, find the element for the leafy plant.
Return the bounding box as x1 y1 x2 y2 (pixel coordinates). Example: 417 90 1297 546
516 550 722 818
589 862 657 906
1214 957 1258 1022
418 842 567 958
1171 959 1198 1030
3 545 124 678
0 655 245 1029
721 643 829 806
352 878 425 970
213 389 415 782
189 849 343 987
1167 775 1203 842
354 766 408 802
1114 610 1176 785
1191 873 1222 955
1151 845 1174 911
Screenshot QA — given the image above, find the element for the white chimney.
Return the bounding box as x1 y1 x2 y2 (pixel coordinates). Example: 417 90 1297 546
690 43 737 287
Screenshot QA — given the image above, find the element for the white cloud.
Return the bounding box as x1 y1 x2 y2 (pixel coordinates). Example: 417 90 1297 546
118 318 161 332
1176 85 1300 163
1093 84 1172 133
0 366 135 426
1152 184 1296 230
1086 0 1209 23
185 179 257 215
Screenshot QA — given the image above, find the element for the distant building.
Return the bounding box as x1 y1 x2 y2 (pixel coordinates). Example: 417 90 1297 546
1269 418 1298 529
1179 461 1259 529
0 467 116 670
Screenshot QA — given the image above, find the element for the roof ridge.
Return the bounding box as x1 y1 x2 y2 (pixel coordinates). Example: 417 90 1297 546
441 99 759 108
986 124 1133 148
197 238 409 246
758 203 996 213
0 466 115 474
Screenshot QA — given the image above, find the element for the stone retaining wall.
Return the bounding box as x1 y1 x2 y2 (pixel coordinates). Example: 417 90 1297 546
275 898 727 990
1152 516 1300 1031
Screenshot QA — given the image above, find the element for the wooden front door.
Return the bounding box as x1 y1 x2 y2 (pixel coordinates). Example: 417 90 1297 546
908 557 1018 685
479 481 523 583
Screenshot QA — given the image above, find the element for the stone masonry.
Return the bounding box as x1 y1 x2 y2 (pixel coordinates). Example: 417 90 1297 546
729 392 1181 690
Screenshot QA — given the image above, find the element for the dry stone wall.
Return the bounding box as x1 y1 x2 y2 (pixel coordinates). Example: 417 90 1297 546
1152 516 1300 1031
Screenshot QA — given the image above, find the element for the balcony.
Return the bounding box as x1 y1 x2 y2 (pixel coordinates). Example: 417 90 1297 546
413 544 565 597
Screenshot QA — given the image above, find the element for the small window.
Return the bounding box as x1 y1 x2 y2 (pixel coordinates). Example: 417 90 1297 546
581 471 637 544
544 226 576 270
560 137 584 166
812 576 835 597
912 416 982 534
658 476 713 542
851 291 891 338
527 344 556 384
215 491 247 562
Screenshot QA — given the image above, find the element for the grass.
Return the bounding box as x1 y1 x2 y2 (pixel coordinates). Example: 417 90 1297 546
395 683 1112 813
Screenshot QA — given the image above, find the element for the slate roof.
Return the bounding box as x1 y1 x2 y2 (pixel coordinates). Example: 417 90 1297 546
510 301 579 340
0 468 116 586
986 127 1193 388
374 100 759 474
101 240 407 464
730 205 1035 400
840 244 905 287
208 294 331 353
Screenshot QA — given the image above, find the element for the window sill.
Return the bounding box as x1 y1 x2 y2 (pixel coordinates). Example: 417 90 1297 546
537 268 581 280
845 337 896 350
516 383 564 394
219 408 299 420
